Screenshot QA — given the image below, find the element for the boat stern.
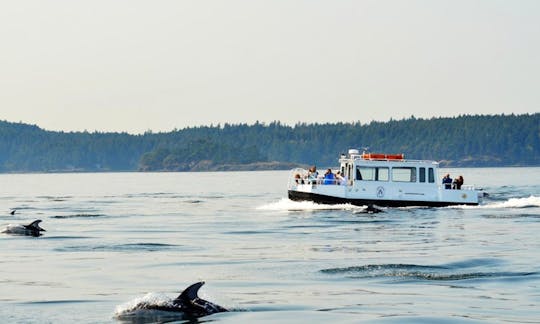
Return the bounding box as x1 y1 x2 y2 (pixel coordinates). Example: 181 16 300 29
438 186 480 205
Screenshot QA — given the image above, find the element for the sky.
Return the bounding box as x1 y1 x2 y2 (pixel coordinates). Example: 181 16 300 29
1 0 539 134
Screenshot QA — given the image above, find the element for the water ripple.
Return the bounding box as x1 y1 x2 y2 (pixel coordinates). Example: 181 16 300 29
55 243 181 252
50 214 107 219
21 300 99 305
321 263 538 281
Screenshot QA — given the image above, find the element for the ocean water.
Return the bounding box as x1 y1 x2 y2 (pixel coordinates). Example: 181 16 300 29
0 168 539 323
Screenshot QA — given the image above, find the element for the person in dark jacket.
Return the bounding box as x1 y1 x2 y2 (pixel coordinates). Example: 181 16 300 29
453 175 464 189
442 174 453 189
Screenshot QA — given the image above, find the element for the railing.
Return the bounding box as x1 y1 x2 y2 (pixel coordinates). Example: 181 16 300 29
461 184 476 191
439 184 476 191
288 168 308 189
288 168 349 188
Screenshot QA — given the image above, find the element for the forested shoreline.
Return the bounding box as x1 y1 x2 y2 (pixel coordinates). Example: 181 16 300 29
0 113 538 172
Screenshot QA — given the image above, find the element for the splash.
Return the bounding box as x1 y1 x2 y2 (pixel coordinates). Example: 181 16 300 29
257 198 363 211
449 195 540 210
114 292 172 317
482 195 540 209
114 289 234 320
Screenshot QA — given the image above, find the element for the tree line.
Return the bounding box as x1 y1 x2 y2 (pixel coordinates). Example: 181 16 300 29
0 113 538 172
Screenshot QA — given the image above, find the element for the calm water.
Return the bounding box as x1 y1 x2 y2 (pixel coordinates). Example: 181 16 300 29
1 168 539 323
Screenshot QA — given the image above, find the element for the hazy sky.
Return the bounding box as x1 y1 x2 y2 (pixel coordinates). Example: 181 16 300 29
1 0 539 133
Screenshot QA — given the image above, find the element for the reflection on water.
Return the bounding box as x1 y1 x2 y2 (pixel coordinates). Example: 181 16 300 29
0 169 539 323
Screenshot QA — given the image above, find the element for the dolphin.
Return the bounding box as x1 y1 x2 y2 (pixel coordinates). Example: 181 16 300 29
1 219 46 237
117 282 228 319
365 204 383 213
355 204 383 214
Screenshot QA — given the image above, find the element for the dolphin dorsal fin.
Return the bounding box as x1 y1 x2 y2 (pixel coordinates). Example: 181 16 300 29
25 219 42 229
176 281 205 302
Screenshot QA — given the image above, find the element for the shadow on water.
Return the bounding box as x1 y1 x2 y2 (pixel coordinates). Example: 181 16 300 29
481 213 540 219
50 214 108 219
114 309 192 324
121 192 225 199
184 199 204 204
21 300 101 305
36 196 74 201
41 236 94 240
224 230 282 235
55 243 183 253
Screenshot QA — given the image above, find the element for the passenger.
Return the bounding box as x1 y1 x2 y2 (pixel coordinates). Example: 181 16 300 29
317 173 325 184
453 175 464 190
308 166 318 184
323 168 335 185
336 171 347 186
294 173 304 184
442 173 453 189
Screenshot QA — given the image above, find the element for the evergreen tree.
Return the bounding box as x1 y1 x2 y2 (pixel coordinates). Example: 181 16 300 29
0 113 538 172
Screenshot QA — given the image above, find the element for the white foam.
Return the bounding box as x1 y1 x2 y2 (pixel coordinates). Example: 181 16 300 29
1 224 28 234
114 292 172 316
259 196 540 212
484 195 540 209
257 198 363 211
453 195 540 210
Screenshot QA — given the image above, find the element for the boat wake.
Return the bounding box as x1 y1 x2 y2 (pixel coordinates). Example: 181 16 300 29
458 195 540 209
485 195 540 208
260 196 540 212
257 198 364 212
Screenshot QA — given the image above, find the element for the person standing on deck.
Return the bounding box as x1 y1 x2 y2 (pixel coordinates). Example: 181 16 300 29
442 174 453 189
336 171 347 186
308 166 318 184
453 175 464 189
323 169 335 185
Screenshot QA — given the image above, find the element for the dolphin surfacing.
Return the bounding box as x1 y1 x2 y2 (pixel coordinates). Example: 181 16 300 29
173 281 228 316
115 281 228 320
1 219 46 237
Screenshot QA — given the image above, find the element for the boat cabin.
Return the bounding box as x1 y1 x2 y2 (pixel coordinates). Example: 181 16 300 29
339 149 437 186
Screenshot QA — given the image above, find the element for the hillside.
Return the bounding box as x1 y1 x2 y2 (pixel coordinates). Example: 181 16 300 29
0 113 538 172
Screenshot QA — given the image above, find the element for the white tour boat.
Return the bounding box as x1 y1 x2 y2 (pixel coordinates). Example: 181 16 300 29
288 149 483 207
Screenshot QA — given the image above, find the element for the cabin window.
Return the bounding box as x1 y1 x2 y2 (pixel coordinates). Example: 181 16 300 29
428 168 435 183
419 167 426 183
377 167 389 181
392 167 417 182
356 166 388 181
357 167 375 181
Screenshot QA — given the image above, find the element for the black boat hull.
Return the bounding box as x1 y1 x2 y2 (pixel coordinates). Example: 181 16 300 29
288 190 478 207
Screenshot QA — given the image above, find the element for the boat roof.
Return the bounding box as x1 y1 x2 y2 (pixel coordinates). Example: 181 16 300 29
340 150 439 167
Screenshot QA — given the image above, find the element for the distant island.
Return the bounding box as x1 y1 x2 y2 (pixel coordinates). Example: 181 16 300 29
0 113 538 173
